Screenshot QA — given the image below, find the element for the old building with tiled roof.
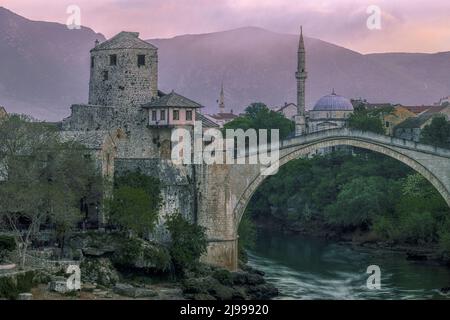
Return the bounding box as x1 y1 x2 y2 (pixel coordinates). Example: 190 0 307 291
394 105 450 141
401 105 435 115
60 31 214 231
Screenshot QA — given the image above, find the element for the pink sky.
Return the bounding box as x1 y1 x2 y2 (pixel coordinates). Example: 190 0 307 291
2 0 450 53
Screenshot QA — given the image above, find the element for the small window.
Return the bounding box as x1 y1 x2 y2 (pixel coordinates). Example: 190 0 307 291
173 110 179 121
385 121 390 128
109 54 117 66
160 110 166 121
91 57 95 68
186 110 192 121
138 55 146 66
103 70 109 81
152 110 157 121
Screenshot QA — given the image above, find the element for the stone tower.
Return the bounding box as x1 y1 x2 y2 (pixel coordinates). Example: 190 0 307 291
219 82 225 113
295 26 307 136
89 31 158 107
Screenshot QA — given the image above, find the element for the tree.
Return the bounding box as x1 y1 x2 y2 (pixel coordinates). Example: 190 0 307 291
166 212 207 272
324 176 396 229
420 116 450 149
0 115 101 266
108 171 162 237
348 106 393 134
224 102 295 140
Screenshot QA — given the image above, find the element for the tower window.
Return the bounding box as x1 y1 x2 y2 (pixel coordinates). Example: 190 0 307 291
109 54 117 66
173 110 179 120
186 110 192 121
137 55 146 66
152 110 157 121
103 71 109 81
160 110 166 121
91 57 94 68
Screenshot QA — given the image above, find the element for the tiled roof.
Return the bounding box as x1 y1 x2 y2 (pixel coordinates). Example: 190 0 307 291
395 114 434 129
402 105 434 114
208 113 238 121
92 31 157 51
197 113 220 128
395 106 449 129
142 91 202 108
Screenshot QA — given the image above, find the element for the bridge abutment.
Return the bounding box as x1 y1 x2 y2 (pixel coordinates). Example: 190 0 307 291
202 239 238 271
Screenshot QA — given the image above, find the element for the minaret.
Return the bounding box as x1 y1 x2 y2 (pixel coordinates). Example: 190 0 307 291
295 26 307 136
219 82 225 113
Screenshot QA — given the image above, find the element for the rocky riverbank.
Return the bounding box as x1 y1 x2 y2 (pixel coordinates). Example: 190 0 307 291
1 231 278 300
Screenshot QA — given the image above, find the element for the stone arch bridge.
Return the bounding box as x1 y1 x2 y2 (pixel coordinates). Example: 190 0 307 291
195 128 450 270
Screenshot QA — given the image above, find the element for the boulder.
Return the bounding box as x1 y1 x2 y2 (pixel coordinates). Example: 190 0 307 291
80 258 119 287
113 283 157 298
17 293 33 300
182 276 220 294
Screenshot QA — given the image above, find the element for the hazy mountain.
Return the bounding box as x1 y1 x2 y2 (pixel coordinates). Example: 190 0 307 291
1 7 449 120
0 7 105 120
150 27 450 114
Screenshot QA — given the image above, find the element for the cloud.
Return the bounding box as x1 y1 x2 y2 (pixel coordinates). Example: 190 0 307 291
2 0 450 53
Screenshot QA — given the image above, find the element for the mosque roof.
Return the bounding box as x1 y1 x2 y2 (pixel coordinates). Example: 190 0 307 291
313 90 354 111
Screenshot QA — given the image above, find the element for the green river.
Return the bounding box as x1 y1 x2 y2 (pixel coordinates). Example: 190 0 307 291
247 230 450 299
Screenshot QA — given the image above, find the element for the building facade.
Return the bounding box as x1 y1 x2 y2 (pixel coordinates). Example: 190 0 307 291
394 105 450 142
60 31 214 236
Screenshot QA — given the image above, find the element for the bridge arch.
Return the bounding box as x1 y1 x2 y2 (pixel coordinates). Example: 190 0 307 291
234 136 450 228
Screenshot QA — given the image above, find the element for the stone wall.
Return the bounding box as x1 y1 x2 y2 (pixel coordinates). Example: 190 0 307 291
89 47 158 107
114 158 196 242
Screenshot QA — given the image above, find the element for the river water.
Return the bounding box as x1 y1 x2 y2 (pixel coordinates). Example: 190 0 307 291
247 230 450 300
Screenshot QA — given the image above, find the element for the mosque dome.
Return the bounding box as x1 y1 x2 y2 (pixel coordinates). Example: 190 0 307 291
313 90 353 111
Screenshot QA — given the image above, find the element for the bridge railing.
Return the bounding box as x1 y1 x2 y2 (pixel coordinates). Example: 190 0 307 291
282 128 450 158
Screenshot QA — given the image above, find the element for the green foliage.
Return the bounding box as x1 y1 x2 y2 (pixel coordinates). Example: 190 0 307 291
0 115 102 266
420 116 450 149
237 214 257 263
398 211 436 244
248 150 411 225
0 271 35 300
438 218 450 260
324 176 397 229
224 102 295 140
373 173 449 244
238 215 256 249
212 268 233 286
0 235 16 257
108 171 162 237
348 106 393 134
112 237 142 267
112 236 171 273
247 148 450 247
166 212 207 273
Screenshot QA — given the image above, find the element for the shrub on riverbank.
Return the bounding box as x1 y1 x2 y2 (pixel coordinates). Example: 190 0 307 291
166 213 207 274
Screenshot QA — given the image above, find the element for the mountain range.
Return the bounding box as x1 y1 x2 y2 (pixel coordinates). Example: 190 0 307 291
0 7 449 121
